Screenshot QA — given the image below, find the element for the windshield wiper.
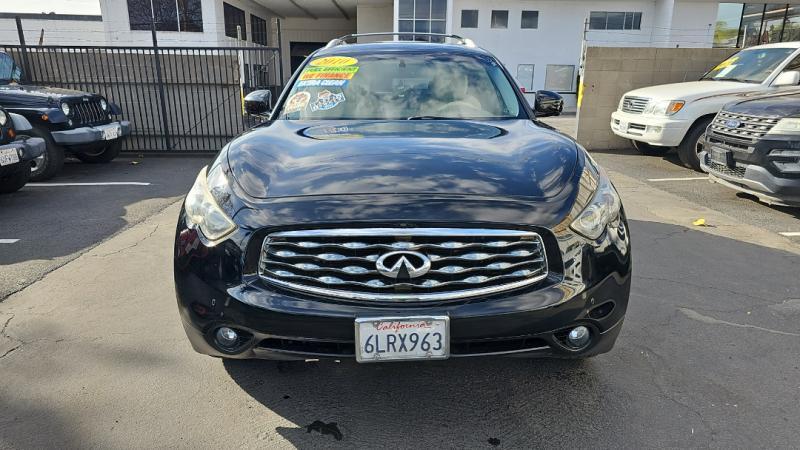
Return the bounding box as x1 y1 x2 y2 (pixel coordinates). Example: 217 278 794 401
703 77 755 83
406 115 452 120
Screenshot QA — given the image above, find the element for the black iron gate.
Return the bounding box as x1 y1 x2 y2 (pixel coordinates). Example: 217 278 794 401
1 43 282 152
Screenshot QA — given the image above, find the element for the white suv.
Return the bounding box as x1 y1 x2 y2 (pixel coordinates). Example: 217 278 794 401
610 42 800 170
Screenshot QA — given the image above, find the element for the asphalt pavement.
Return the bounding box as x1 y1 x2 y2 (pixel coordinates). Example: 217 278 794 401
1 122 800 448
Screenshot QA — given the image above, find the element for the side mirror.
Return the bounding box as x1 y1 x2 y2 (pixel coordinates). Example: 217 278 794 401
773 70 800 87
533 90 563 117
244 90 272 117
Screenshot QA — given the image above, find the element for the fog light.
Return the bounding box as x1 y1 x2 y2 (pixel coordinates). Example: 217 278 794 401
215 327 239 349
567 326 590 348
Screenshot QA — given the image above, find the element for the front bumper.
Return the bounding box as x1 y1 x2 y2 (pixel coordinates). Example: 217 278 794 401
610 110 689 147
0 137 45 176
51 120 131 146
700 150 800 206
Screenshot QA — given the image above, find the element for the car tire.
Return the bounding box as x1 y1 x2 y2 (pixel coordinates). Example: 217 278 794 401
73 139 122 164
25 126 65 181
677 117 713 172
631 140 669 156
0 165 30 194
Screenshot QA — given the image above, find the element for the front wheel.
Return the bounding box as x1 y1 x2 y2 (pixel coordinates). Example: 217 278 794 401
677 117 713 172
0 165 31 194
631 140 669 156
73 139 122 164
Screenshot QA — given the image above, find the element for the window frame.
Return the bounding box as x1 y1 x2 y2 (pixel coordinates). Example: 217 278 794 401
223 2 247 40
251 14 268 46
461 9 479 28
544 64 576 93
398 0 448 41
521 10 539 29
127 0 203 32
491 10 509 29
588 11 642 30
516 64 535 91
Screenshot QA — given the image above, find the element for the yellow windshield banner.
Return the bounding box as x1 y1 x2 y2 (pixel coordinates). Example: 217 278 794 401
712 56 739 71
309 56 358 67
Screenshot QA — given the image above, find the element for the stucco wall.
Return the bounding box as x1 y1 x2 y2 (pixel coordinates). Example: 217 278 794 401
0 16 104 46
576 46 738 150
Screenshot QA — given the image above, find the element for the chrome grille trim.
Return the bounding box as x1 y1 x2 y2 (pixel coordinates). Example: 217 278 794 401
68 99 109 127
708 110 780 145
620 96 649 114
258 228 549 302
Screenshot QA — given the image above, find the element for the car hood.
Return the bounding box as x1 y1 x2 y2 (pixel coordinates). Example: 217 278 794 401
0 84 96 107
724 90 800 117
624 81 761 102
227 119 579 200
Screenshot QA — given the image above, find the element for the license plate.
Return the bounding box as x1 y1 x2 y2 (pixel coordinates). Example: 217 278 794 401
711 147 732 167
618 120 628 132
0 148 20 166
355 316 449 363
101 125 120 140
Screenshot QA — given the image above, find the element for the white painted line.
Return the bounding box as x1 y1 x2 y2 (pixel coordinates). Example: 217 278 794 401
779 232 800 237
0 239 20 244
647 177 708 182
27 182 151 187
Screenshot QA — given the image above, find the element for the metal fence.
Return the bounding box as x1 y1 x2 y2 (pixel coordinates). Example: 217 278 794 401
1 43 282 152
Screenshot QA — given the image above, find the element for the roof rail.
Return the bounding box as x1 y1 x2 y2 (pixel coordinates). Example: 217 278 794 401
324 32 476 49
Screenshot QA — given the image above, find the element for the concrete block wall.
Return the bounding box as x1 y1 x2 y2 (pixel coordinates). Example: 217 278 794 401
576 46 738 150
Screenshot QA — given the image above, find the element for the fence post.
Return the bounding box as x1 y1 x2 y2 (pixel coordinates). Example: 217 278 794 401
15 17 33 84
150 21 172 151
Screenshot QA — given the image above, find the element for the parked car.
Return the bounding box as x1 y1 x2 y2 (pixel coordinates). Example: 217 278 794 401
174 35 632 363
0 51 130 181
611 42 800 171
700 90 800 207
533 90 564 117
0 107 45 193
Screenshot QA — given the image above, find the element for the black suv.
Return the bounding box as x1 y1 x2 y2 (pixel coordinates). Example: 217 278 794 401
701 91 800 207
0 51 130 180
174 35 631 363
0 106 45 193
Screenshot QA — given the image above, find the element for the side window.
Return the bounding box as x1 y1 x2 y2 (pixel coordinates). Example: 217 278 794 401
782 54 800 72
0 53 14 82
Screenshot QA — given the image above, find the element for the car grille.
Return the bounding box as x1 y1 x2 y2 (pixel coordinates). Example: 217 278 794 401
258 228 549 302
620 96 649 114
68 99 109 127
708 161 746 178
708 110 780 146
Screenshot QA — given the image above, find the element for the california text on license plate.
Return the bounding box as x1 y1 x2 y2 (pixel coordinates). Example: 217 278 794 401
355 316 449 363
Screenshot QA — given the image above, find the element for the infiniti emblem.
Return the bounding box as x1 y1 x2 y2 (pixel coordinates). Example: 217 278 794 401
375 251 431 280
724 119 742 129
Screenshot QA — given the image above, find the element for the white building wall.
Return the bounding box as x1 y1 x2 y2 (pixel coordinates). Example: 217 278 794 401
278 17 356 82
357 0 393 40
0 16 105 46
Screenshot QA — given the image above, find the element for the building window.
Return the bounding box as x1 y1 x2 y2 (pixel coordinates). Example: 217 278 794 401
491 10 509 29
589 11 641 30
398 0 447 41
784 5 800 42
516 64 534 91
461 9 478 28
127 0 202 32
545 65 575 92
251 14 268 45
224 2 247 40
713 3 744 47
521 11 539 29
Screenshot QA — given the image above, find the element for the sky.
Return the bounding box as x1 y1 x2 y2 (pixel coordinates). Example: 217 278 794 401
1 0 101 15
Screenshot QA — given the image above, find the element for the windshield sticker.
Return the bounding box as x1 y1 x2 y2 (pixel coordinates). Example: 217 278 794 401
713 56 739 71
297 79 349 88
309 56 358 67
309 90 345 112
716 65 737 77
285 91 311 114
299 66 359 81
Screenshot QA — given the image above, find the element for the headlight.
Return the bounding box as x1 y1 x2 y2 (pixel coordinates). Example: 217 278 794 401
0 110 7 126
644 100 684 116
61 102 71 116
100 99 108 111
570 164 622 240
766 118 800 135
184 165 237 242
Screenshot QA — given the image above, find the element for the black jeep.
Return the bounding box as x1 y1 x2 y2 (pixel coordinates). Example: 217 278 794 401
0 51 130 181
0 106 45 193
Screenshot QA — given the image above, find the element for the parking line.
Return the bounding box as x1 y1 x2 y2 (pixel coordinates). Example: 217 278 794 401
27 182 152 187
647 177 708 182
0 239 20 244
779 232 800 237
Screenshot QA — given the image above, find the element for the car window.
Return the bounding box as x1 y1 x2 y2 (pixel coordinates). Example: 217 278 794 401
0 53 14 83
701 47 796 83
277 52 524 120
782 54 800 72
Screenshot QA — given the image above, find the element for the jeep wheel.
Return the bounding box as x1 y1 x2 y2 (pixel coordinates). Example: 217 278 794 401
631 140 669 156
25 126 65 181
677 117 713 172
0 165 30 194
74 139 122 164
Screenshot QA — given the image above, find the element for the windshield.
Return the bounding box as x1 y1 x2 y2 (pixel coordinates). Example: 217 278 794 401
276 52 524 120
701 47 796 83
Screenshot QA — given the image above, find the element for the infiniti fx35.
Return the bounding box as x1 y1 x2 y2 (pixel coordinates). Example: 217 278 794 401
174 35 632 363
